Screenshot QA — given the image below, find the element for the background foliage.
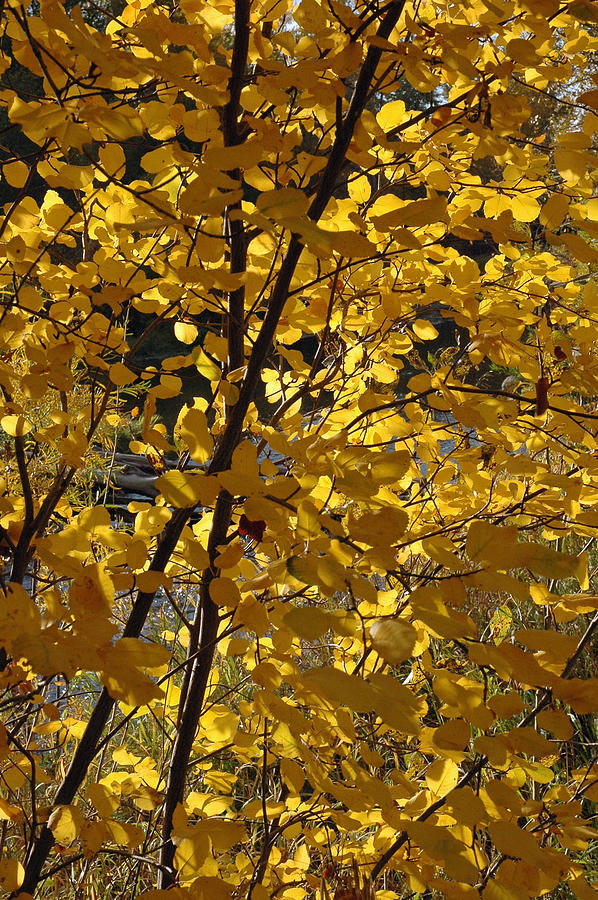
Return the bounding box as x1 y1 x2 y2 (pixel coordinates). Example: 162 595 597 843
0 0 598 898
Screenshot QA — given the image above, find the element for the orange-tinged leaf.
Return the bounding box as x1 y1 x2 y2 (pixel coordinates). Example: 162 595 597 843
535 376 549 415
431 105 452 127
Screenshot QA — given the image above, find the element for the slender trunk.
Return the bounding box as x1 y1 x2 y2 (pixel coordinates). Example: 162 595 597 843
157 492 232 884
14 507 190 897
17 2 408 894
157 0 408 885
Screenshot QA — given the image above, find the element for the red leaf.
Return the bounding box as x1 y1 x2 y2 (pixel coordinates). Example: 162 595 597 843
554 345 567 361
238 514 266 542
535 377 550 415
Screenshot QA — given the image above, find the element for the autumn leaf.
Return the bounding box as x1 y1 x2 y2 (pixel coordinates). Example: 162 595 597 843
3 1 598 897
238 514 266 541
535 376 550 415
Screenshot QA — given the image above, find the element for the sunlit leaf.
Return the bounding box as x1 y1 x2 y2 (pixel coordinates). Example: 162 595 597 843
47 805 84 845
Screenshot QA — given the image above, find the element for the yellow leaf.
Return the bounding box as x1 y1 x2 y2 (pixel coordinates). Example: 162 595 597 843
348 175 371 203
535 708 573 739
86 782 120 819
174 833 212 882
431 719 471 760
350 507 408 545
209 577 241 607
570 877 598 900
109 362 137 386
233 596 269 635
1 414 32 437
487 820 544 865
47 805 84 845
0 796 24 822
554 149 590 184
213 540 244 570
511 194 541 223
483 881 528 900
302 666 376 713
3 160 29 188
370 449 410 483
174 322 199 344
203 140 263 170
372 196 448 229
540 193 569 229
175 406 213 464
219 441 263 496
297 498 320 539
405 821 478 884
256 187 310 219
0 858 24 892
443 787 488 828
155 471 219 508
506 38 541 66
105 819 144 848
80 819 108 856
284 606 335 639
369 618 417 664
569 0 598 23
411 587 477 640
280 757 305 794
376 98 406 132
110 638 171 671
102 670 163 707
192 347 221 380
425 757 459 796
411 319 439 341
292 0 328 32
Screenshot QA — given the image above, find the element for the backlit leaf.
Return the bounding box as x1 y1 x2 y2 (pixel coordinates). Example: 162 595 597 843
369 618 417 664
47 805 84 845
